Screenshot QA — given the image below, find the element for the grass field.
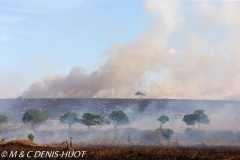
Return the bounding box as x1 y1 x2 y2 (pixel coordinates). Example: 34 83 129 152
0 140 240 159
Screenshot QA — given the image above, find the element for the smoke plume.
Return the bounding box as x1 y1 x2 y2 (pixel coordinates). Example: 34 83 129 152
22 1 240 100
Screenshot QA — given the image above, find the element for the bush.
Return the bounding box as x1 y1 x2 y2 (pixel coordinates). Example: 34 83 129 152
28 133 34 141
0 114 8 124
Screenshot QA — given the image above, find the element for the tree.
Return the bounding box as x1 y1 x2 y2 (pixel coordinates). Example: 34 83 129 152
80 113 110 133
194 110 210 129
161 128 174 144
182 114 200 129
0 114 8 124
135 91 145 99
60 112 81 130
94 115 111 130
157 115 169 144
157 115 169 129
22 108 47 129
108 110 130 128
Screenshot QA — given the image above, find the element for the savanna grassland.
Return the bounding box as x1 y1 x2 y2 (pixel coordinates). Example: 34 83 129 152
0 140 240 160
1 98 240 159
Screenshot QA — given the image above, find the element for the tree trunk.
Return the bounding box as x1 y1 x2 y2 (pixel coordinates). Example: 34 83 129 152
167 139 170 146
69 124 72 136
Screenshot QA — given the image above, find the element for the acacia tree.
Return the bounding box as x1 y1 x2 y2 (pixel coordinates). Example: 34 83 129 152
60 112 81 131
157 115 169 144
22 108 47 130
80 113 110 133
182 114 200 129
108 110 130 128
94 115 111 130
194 110 210 129
161 128 174 144
157 115 169 129
0 114 8 124
135 91 145 99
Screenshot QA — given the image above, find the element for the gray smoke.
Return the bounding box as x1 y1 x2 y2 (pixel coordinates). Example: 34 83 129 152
22 1 240 100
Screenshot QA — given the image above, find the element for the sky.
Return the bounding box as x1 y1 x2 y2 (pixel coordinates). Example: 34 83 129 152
1 0 240 100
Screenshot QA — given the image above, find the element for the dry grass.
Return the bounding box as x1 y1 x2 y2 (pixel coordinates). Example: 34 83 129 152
1 140 38 146
0 140 240 159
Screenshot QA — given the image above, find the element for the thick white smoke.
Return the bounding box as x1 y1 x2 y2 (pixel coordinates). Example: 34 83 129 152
22 1 240 100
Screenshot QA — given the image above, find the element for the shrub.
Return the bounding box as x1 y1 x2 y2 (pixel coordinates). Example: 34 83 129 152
28 133 34 141
0 114 8 124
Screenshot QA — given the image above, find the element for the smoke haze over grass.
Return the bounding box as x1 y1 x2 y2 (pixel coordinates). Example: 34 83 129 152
0 98 240 146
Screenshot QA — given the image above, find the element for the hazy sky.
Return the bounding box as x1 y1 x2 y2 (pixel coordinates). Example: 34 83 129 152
0 0 148 98
1 0 240 99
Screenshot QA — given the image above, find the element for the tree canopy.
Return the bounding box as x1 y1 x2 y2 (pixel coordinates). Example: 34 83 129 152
80 113 110 132
157 115 169 128
22 108 47 124
60 111 81 128
0 114 8 124
182 114 200 129
183 110 210 130
108 110 130 128
94 115 111 129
